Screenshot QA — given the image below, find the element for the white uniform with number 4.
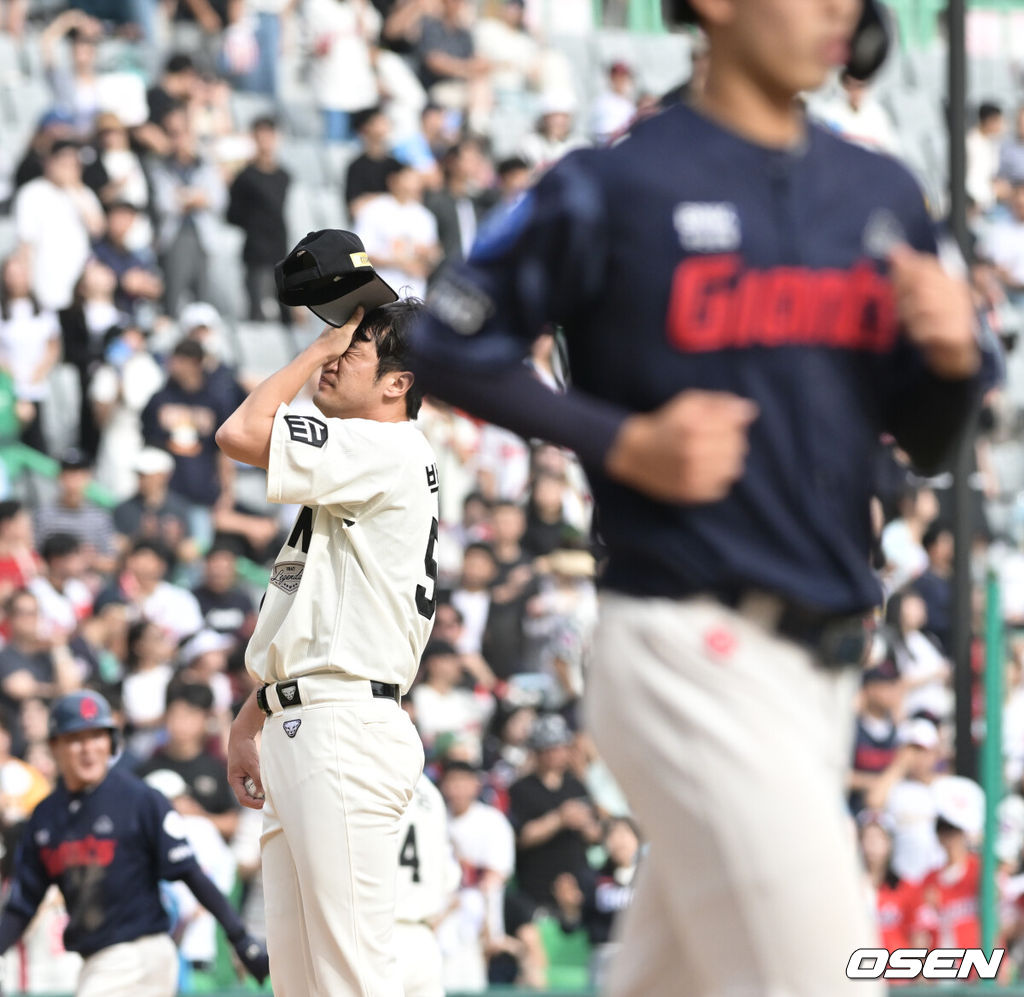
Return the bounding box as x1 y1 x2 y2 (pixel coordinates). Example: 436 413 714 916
394 774 460 997
246 404 438 997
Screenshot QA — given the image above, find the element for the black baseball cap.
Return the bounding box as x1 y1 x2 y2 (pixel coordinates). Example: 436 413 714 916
275 230 398 328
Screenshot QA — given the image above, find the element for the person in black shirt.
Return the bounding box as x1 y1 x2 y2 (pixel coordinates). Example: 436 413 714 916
522 471 573 557
914 521 953 653
112 446 192 560
227 116 292 324
345 107 401 223
137 681 239 840
507 713 601 909
191 544 255 642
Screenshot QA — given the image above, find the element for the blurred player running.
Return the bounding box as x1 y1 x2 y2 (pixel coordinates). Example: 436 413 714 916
406 0 986 991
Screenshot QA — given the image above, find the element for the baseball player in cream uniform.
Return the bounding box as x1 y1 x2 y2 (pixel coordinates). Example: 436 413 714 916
394 773 461 997
219 298 437 997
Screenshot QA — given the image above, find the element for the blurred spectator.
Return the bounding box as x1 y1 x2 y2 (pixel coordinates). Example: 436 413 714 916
141 339 237 521
967 102 1005 213
886 590 952 723
859 812 920 951
880 718 947 883
416 0 492 131
0 502 39 601
14 140 105 311
227 116 292 324
881 485 938 594
978 182 1024 308
0 590 79 752
91 201 163 321
589 61 635 145
83 114 153 224
911 778 985 955
120 616 175 759
90 328 167 499
493 155 531 208
473 0 540 98
450 542 497 656
523 471 573 556
41 11 104 138
848 656 901 815
519 94 585 173
177 302 246 415
112 446 192 557
0 717 50 828
308 0 382 143
138 681 239 838
177 627 235 716
411 641 493 763
144 52 199 140
393 103 452 188
13 111 77 192
425 138 491 265
439 759 515 991
150 109 228 315
59 258 125 457
105 539 204 640
346 107 403 223
508 713 601 909
482 501 534 679
356 161 441 298
35 450 117 573
29 533 93 639
191 544 254 642
582 817 638 957
913 522 953 653
814 70 900 156
999 107 1024 187
0 251 60 452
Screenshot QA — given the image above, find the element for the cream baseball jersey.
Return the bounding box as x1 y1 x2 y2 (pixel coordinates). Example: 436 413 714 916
395 774 460 925
245 403 440 690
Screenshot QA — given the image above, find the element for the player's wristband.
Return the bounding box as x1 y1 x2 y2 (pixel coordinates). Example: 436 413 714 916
255 685 271 716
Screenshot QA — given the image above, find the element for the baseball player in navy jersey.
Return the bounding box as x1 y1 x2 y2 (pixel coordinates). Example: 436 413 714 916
218 241 437 996
0 690 267 997
406 0 986 992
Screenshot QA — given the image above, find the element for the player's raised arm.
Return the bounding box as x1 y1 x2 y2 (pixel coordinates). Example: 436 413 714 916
215 306 365 469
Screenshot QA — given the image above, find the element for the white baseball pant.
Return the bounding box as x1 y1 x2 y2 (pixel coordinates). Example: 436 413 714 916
586 594 884 997
259 673 425 997
394 921 445 997
76 933 178 997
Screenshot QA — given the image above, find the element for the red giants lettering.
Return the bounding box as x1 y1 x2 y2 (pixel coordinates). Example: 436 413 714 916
40 836 116 876
667 254 898 353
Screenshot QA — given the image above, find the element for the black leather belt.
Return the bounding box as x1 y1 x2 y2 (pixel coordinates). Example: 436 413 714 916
718 590 871 669
256 679 400 715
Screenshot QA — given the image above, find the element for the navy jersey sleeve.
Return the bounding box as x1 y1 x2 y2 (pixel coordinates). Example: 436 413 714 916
410 152 630 467
882 176 987 472
0 810 52 951
141 786 201 881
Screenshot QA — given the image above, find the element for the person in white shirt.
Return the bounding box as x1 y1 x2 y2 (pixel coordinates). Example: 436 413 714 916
589 61 636 145
29 533 92 639
812 70 900 157
356 163 441 300
306 0 382 142
880 486 939 595
438 760 515 991
519 93 587 173
395 773 461 997
474 0 541 97
966 102 1004 214
13 140 104 311
979 182 1024 303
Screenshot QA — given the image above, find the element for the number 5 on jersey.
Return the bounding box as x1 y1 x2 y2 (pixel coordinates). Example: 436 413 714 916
416 517 439 621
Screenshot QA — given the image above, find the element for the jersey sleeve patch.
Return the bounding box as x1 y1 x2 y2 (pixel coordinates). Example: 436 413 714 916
163 809 188 840
284 414 328 448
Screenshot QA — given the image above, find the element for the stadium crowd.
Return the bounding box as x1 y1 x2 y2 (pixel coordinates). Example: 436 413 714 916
0 0 1023 992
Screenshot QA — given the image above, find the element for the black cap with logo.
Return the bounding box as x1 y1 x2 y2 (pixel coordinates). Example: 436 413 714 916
275 230 398 328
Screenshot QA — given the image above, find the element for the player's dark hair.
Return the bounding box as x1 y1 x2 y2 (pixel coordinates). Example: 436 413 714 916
352 300 425 418
251 114 277 133
172 338 205 363
442 760 479 778
42 532 81 562
463 541 497 563
422 640 458 663
130 538 172 565
497 156 530 178
979 102 1002 125
922 520 951 551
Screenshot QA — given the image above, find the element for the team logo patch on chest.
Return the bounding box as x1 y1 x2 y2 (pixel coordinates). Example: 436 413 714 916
93 816 114 835
674 202 741 253
283 719 302 738
270 561 304 594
